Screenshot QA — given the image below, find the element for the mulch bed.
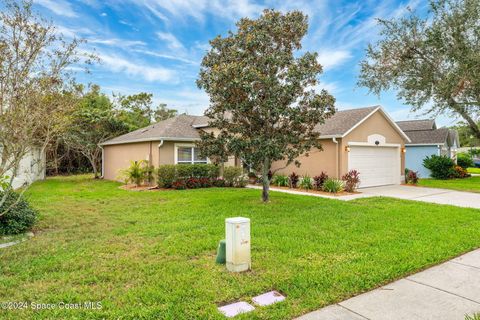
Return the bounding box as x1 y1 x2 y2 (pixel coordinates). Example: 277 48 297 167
264 185 359 197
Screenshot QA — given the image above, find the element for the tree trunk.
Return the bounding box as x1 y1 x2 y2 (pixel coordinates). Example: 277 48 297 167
261 158 270 202
451 100 480 140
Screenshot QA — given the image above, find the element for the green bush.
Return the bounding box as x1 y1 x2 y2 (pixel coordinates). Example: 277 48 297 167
0 190 37 235
157 165 176 188
322 178 344 193
299 175 313 190
157 164 219 188
176 164 219 179
457 153 474 169
223 166 243 187
423 155 455 179
272 175 289 187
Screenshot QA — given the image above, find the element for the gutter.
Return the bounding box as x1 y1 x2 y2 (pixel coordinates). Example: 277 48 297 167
100 137 200 146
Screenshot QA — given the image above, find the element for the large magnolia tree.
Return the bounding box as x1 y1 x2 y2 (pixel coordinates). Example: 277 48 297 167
197 10 336 202
358 0 480 138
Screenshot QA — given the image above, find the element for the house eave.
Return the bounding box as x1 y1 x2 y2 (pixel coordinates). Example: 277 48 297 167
99 137 200 146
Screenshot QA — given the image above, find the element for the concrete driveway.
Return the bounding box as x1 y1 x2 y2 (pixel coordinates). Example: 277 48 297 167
296 249 480 320
359 185 480 209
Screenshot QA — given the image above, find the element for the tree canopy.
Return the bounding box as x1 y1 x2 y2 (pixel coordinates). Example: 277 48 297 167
197 9 336 202
358 0 480 138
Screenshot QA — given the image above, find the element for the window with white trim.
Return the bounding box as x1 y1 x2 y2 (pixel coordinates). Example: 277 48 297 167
176 145 207 164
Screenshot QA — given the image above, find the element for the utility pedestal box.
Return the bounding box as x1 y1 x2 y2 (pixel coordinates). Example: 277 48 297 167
225 217 251 272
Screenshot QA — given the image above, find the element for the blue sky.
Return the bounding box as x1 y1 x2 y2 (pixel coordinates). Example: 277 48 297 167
32 0 455 126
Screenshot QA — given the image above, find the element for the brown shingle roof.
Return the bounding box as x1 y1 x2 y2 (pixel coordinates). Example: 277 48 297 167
314 106 378 136
403 128 449 145
100 114 204 146
396 119 436 131
101 105 408 146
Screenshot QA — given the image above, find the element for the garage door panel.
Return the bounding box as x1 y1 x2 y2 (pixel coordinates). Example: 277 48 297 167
349 146 399 188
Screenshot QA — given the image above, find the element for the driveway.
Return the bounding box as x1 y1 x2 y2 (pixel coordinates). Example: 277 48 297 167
359 185 480 209
296 249 480 320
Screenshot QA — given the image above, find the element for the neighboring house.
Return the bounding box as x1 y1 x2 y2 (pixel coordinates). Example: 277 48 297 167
7 147 46 189
396 119 459 178
101 106 410 188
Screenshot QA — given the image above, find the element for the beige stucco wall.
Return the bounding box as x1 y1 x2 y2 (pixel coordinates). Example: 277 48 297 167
103 138 239 181
103 141 159 181
271 139 341 178
341 111 406 176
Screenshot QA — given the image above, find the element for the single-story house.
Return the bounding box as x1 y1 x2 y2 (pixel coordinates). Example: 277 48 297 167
396 119 459 178
7 147 46 189
101 105 411 188
100 114 240 181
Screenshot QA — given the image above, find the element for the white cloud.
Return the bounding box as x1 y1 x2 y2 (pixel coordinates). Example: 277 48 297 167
55 25 95 39
35 0 77 18
310 82 340 95
134 49 198 64
89 38 146 47
132 0 262 23
316 50 352 70
157 32 185 52
98 53 176 82
100 12 108 17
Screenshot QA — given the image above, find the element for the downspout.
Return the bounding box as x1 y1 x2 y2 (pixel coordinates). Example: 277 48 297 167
100 146 104 179
332 137 339 178
158 140 164 166
149 141 153 166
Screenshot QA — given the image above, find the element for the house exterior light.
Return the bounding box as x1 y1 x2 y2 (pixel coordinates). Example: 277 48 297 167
345 146 350 152
402 147 406 153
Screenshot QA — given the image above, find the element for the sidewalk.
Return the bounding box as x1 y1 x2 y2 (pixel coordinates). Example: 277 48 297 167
296 249 480 320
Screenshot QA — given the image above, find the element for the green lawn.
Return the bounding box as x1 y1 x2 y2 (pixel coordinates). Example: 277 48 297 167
418 176 480 193
467 167 480 174
1 176 480 319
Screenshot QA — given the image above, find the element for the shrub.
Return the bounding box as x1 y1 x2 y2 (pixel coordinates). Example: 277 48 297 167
342 170 360 192
0 190 37 235
313 172 328 190
172 179 187 190
322 178 344 193
176 164 219 179
299 175 313 190
423 155 455 179
405 169 419 185
289 172 299 188
451 165 470 179
457 153 474 169
122 160 149 186
186 177 201 189
232 174 249 188
157 165 176 188
213 178 226 187
143 164 155 185
199 178 213 188
272 175 289 187
223 166 243 187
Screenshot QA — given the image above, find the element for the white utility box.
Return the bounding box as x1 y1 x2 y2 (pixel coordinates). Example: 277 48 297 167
225 217 251 272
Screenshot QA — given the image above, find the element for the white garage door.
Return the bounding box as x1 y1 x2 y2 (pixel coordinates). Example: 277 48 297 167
349 146 400 188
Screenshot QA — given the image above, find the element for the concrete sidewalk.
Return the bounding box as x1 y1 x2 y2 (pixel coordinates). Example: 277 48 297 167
296 249 480 320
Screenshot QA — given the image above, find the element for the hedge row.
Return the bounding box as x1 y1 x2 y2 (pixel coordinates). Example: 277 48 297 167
157 164 246 188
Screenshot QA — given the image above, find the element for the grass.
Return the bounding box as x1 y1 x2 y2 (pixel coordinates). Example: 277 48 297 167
1 175 479 319
467 167 480 174
418 176 480 193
